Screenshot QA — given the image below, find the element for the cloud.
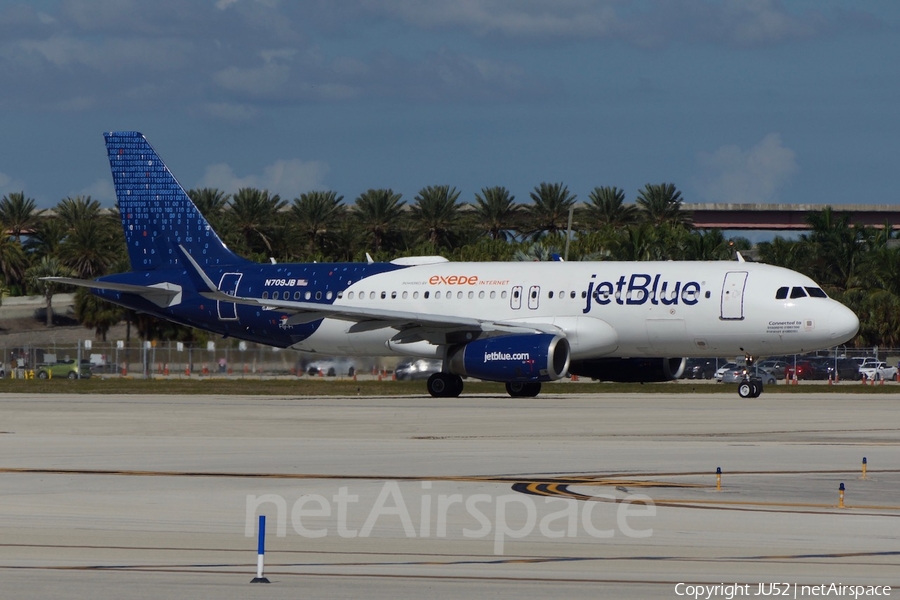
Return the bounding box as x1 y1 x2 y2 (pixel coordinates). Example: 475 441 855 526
197 158 330 199
79 178 116 205
0 0 881 116
357 0 880 47
0 171 26 197
694 133 798 204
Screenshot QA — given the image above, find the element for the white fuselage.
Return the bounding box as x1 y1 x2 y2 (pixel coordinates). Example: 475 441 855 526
291 260 859 360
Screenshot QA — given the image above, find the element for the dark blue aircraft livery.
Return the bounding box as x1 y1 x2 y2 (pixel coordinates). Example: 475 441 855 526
48 132 859 399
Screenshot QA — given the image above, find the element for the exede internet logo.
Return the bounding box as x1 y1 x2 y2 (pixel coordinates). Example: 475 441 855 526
429 275 478 285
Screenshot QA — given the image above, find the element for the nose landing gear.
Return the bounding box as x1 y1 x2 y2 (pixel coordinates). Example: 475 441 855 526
737 354 762 398
737 377 763 398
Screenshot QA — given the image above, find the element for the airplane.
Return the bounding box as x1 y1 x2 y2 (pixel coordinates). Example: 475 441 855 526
49 131 860 399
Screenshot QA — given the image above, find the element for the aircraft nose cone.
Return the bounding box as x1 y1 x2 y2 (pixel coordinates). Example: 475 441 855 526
829 305 859 342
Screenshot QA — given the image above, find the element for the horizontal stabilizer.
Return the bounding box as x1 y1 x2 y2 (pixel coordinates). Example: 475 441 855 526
42 277 183 308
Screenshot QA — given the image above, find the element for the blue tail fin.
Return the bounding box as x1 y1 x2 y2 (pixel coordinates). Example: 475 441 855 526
105 131 250 271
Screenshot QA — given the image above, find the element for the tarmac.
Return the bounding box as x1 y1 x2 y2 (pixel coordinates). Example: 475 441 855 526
1 391 898 599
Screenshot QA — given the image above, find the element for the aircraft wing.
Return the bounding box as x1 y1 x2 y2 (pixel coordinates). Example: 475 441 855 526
174 244 559 343
204 287 557 338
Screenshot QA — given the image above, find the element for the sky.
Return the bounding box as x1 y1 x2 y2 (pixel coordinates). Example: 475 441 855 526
0 0 897 212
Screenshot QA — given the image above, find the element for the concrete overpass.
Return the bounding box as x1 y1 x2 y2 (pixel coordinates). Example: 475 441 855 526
685 203 900 230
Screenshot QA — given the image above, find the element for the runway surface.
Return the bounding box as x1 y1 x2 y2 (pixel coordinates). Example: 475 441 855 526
1 391 899 599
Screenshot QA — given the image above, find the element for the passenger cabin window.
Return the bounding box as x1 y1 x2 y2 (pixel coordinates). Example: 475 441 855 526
805 287 827 298
790 287 807 299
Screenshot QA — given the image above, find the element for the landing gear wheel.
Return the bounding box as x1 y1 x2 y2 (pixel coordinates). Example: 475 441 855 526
505 381 541 398
427 373 463 398
751 379 763 398
738 378 763 398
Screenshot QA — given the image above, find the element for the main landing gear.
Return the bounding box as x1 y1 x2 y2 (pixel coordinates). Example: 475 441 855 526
505 381 541 398
427 373 464 398
426 374 543 398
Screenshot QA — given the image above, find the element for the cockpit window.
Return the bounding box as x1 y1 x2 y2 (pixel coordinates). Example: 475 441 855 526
790 287 807 299
775 287 788 300
805 287 827 298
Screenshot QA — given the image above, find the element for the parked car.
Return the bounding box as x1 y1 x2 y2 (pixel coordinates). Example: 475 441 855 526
36 360 92 379
305 358 356 377
683 358 724 380
813 357 861 381
722 366 777 385
784 360 828 381
715 362 740 382
755 360 788 380
859 362 898 381
395 359 442 381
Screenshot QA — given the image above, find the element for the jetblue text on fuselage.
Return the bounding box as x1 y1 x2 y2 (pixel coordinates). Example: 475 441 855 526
582 274 703 313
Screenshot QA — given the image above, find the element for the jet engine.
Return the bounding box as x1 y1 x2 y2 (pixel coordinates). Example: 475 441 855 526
569 357 686 382
447 334 570 382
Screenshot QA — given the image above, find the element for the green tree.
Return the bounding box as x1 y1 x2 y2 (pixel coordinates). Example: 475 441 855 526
523 182 576 239
25 256 74 326
25 216 67 260
472 186 520 241
352 189 405 254
60 218 117 279
0 234 28 292
409 185 462 247
636 183 692 228
74 288 123 341
0 192 44 243
225 188 287 257
289 191 346 256
55 196 102 230
584 186 638 228
188 188 229 231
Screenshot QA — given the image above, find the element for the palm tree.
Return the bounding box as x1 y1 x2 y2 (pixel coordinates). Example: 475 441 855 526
756 236 808 273
0 192 44 242
0 234 28 292
584 186 638 228
682 229 750 260
800 207 861 292
289 191 346 256
523 182 576 239
55 196 102 230
472 186 520 241
636 183 692 228
352 189 405 253
60 218 116 279
188 188 229 231
25 216 67 260
225 188 287 257
74 288 123 341
409 185 462 247
25 256 75 326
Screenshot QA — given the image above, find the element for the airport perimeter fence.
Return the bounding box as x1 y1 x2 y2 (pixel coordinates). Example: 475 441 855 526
0 340 387 380
1 340 897 381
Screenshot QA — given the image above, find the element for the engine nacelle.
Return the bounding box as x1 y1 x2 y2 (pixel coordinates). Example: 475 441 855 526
569 357 686 382
448 334 571 382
